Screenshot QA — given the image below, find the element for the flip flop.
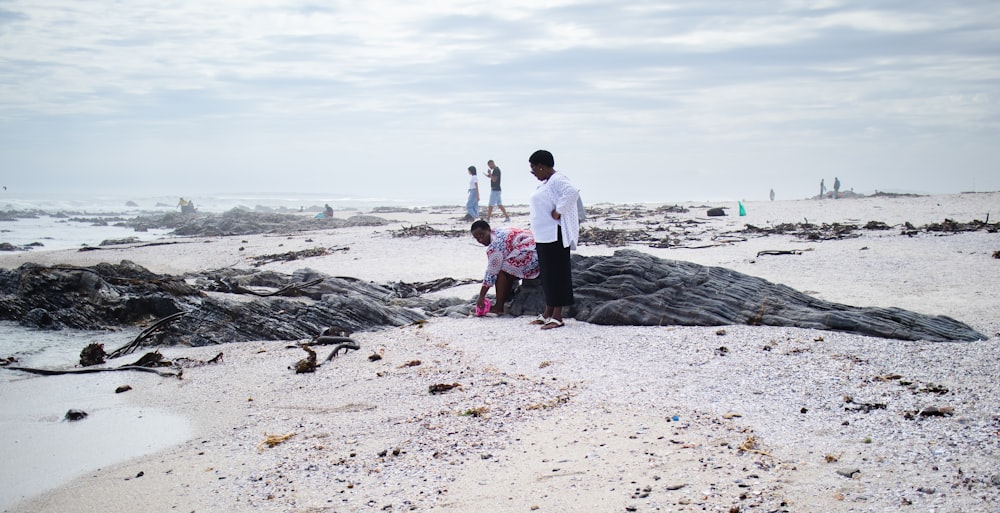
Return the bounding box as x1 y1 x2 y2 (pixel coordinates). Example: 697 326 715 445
540 319 564 330
528 314 549 325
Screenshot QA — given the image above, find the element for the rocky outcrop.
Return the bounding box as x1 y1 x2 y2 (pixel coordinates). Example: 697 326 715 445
507 250 986 342
0 252 986 346
123 209 391 237
0 261 425 346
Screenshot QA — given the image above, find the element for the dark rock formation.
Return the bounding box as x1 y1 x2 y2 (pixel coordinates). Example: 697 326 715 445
0 252 986 347
122 209 392 237
0 261 425 347
507 250 985 342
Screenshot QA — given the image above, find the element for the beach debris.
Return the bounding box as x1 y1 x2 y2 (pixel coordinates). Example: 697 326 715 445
707 207 727 216
461 407 488 417
993 250 999 259
257 432 295 451
837 468 861 479
844 397 886 413
903 406 955 419
64 409 88 421
391 224 465 238
79 342 107 366
249 247 346 267
306 327 360 362
743 221 863 241
428 382 461 395
755 249 804 257
824 452 842 463
115 385 133 393
130 351 173 367
398 360 422 368
368 353 383 362
578 226 653 246
737 436 771 457
0 356 18 366
173 352 224 368
722 412 742 419
107 312 188 359
293 344 317 373
922 218 999 233
387 277 476 297
222 277 326 296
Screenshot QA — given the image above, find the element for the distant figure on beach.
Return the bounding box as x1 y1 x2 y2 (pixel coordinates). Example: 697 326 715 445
819 179 826 199
323 203 334 219
177 197 196 214
485 160 510 223
465 166 480 221
528 149 579 330
833 177 841 199
471 220 540 315
770 189 775 201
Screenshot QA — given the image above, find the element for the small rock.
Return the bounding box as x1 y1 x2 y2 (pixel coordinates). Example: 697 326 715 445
919 406 954 417
836 468 860 479
916 486 935 494
115 385 133 394
64 409 88 421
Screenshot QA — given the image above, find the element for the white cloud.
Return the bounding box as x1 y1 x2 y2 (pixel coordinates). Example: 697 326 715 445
0 0 997 200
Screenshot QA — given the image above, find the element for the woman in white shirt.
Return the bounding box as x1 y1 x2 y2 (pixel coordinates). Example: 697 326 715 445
466 166 480 220
528 149 579 330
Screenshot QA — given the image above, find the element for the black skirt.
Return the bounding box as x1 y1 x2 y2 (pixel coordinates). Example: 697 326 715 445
535 228 574 307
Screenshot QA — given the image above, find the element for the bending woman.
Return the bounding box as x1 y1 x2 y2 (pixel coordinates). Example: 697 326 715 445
527 149 579 330
471 220 540 315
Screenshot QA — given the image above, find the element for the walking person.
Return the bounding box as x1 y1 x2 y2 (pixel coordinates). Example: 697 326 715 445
527 149 579 330
485 160 510 222
465 166 480 220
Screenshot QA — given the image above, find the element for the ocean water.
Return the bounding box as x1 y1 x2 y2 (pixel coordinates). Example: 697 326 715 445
1 190 439 252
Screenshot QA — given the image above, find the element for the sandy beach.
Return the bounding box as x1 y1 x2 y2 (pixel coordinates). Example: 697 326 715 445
1 192 998 512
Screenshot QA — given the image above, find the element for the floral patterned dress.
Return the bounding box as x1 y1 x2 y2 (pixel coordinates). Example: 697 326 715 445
483 227 540 287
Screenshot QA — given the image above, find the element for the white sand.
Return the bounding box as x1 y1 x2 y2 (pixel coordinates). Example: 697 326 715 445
1 193 998 512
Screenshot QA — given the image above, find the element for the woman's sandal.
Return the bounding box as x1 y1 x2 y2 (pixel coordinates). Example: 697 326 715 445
529 314 549 325
540 318 565 330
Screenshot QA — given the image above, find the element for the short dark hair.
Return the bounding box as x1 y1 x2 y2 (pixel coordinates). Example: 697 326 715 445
468 165 477 174
529 149 554 167
470 220 490 232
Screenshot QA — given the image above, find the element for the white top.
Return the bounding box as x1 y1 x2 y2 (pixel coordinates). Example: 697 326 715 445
529 171 580 250
468 175 478 191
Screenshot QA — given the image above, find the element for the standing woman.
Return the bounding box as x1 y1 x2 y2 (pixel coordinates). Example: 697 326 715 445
466 166 480 220
528 149 579 330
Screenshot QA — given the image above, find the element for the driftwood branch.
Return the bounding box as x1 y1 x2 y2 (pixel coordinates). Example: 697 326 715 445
4 365 181 378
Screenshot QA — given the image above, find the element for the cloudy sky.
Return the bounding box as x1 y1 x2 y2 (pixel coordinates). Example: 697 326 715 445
1 0 998 204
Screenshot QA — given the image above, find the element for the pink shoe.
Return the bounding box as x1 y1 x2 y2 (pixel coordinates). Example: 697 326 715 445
474 298 492 317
